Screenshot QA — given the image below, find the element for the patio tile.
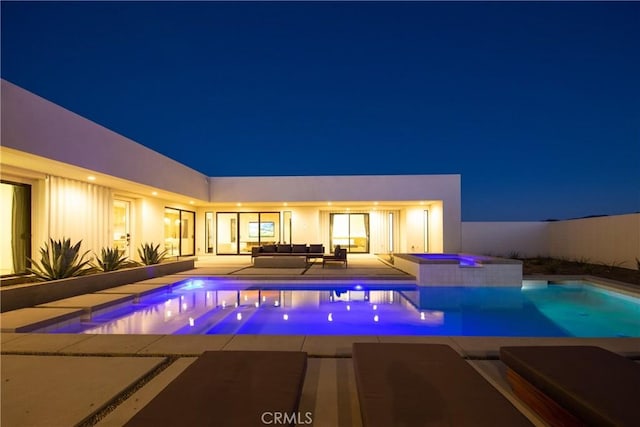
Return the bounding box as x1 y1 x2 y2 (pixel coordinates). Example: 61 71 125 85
0 333 94 353
134 276 184 285
302 335 379 357
222 334 305 351
97 283 171 298
376 335 463 355
95 357 197 427
61 334 165 354
0 332 22 345
1 354 165 427
137 334 234 355
299 358 362 427
0 307 83 332
37 293 134 318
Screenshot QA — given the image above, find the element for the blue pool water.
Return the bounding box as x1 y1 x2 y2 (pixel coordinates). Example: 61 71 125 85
44 280 640 337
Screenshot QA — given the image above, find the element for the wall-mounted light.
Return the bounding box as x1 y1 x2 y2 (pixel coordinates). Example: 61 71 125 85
152 191 158 196
87 176 96 181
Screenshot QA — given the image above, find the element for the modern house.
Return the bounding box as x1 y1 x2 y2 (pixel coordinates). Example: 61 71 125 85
1 79 462 276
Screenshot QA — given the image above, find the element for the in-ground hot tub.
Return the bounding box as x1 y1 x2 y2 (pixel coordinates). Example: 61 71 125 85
393 253 523 286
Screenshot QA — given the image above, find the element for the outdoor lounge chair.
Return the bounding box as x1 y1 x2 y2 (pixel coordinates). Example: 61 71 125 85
352 343 532 426
322 246 347 268
500 345 640 427
124 351 308 427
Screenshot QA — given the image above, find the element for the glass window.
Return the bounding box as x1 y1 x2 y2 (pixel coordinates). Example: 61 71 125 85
216 213 237 254
205 212 214 254
217 212 281 255
164 208 195 256
330 213 369 253
0 181 31 276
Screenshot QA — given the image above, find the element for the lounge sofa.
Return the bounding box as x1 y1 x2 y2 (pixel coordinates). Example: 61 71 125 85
500 345 640 427
124 350 308 426
353 343 532 426
251 243 325 262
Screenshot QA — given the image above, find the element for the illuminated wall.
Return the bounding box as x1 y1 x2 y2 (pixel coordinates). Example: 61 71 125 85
46 176 112 255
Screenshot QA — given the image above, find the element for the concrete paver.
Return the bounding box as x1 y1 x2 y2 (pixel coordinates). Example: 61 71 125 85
1 333 94 353
96 283 171 298
0 332 21 344
0 307 83 332
302 335 379 357
137 334 234 355
299 358 362 427
377 335 462 354
223 334 305 351
94 357 197 427
61 334 165 355
1 354 165 427
37 293 134 318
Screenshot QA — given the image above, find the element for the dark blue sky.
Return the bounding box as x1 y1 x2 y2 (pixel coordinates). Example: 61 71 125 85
2 2 639 221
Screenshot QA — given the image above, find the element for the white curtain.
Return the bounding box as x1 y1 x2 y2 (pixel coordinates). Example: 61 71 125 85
320 209 399 254
47 176 112 256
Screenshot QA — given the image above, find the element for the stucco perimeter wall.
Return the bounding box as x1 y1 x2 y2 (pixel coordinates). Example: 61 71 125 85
210 174 462 252
1 79 209 201
461 222 549 258
548 213 640 268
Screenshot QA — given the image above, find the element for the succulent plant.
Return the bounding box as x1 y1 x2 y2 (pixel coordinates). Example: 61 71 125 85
137 242 167 265
27 238 93 281
93 247 131 271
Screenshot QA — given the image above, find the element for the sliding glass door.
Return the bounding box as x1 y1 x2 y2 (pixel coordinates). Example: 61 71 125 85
216 212 280 255
164 207 195 256
330 213 369 253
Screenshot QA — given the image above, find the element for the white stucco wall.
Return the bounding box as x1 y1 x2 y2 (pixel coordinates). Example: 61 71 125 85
210 175 462 252
461 222 550 258
548 213 640 267
1 79 209 201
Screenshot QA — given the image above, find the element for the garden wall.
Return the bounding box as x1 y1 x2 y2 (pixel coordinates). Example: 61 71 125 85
548 213 639 268
461 214 639 269
461 222 549 258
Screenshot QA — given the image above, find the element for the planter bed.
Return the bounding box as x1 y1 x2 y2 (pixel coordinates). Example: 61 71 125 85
0 258 195 313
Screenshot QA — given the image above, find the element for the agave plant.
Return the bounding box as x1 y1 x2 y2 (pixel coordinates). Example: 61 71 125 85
93 247 130 272
27 238 93 281
137 242 167 265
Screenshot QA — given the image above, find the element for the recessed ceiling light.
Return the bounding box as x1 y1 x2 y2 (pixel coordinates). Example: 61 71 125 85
189 201 194 205
87 176 96 181
373 201 379 205
236 203 242 207
327 202 332 206
152 191 158 196
283 202 288 206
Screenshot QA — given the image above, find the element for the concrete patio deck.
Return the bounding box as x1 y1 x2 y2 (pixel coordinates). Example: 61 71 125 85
1 255 639 426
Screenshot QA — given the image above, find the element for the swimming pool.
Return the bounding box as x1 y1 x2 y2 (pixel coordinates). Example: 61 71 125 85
41 280 640 337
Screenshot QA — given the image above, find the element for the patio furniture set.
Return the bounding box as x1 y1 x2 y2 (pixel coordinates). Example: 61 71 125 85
251 243 348 268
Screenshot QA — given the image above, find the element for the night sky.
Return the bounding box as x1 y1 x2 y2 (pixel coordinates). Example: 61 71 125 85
2 2 638 221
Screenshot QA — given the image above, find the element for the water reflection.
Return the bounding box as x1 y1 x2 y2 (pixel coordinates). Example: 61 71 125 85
41 281 640 337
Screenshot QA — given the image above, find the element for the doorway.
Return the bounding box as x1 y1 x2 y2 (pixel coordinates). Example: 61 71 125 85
329 213 369 253
113 200 131 258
